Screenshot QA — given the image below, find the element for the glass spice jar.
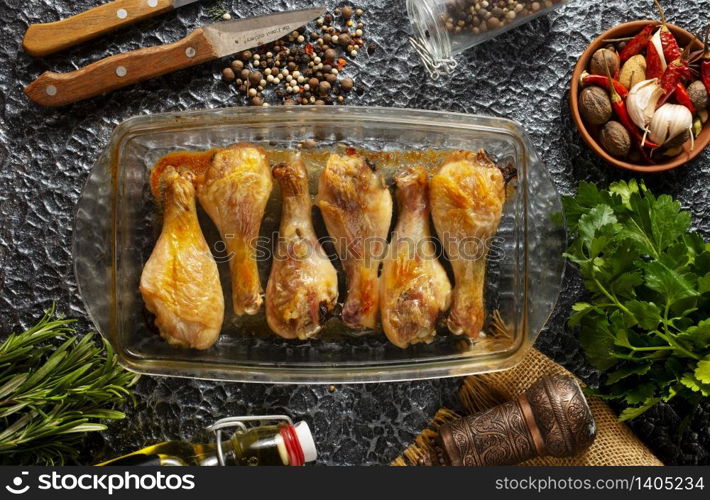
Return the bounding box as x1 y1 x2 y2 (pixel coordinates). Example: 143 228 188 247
407 0 569 79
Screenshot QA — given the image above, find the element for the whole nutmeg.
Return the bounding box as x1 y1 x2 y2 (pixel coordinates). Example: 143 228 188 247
687 81 708 112
599 121 631 158
590 48 620 77
619 55 646 91
580 86 612 125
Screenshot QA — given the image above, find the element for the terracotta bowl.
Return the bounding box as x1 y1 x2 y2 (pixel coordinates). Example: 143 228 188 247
570 20 708 173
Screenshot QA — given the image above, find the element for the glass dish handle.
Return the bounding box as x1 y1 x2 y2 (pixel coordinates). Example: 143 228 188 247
72 148 114 339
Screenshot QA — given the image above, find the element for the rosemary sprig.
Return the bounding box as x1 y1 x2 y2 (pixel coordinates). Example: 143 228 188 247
0 306 138 465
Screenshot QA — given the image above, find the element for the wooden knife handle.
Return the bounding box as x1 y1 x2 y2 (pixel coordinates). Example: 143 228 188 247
23 0 175 57
24 29 216 107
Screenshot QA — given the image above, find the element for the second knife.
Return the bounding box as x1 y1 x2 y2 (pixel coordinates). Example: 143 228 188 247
23 0 201 57
24 7 325 107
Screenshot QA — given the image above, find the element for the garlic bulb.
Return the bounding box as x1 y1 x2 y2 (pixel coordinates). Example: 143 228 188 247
648 103 694 148
626 79 664 130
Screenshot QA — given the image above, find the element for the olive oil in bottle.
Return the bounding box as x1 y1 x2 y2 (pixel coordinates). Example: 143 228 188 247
99 416 317 466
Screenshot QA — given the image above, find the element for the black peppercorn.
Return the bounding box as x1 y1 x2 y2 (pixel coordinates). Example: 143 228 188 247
338 33 352 46
324 48 337 62
249 71 263 86
340 77 354 91
222 67 235 81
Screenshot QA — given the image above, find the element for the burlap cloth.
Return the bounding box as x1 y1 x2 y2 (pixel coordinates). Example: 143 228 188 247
393 348 662 466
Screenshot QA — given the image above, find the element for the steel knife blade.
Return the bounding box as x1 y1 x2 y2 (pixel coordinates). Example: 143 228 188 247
24 7 325 107
202 8 324 58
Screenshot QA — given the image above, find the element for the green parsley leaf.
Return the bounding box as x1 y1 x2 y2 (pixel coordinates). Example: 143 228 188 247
563 180 710 421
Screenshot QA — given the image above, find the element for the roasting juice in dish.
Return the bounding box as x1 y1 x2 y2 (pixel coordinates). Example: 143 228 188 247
144 146 517 347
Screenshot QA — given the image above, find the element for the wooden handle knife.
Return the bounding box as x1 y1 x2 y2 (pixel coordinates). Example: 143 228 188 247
23 0 183 57
24 29 215 107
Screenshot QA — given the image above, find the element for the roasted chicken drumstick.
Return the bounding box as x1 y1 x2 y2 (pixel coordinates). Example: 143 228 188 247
380 167 452 348
198 144 273 316
317 153 393 329
140 166 224 350
266 159 339 339
430 150 505 338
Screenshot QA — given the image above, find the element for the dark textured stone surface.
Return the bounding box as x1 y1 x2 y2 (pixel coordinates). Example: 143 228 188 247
0 0 708 465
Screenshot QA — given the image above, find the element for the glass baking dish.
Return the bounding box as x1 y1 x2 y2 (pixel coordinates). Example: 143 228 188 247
73 106 565 384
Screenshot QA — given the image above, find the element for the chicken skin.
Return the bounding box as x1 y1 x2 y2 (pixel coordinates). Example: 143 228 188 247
430 150 505 338
197 144 273 316
266 160 339 339
140 166 224 350
316 153 393 330
380 167 452 349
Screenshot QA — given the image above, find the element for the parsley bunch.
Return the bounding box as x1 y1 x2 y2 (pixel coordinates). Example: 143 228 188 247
563 180 710 421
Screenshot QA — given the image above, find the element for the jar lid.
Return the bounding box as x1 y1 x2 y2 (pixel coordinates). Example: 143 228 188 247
294 421 318 463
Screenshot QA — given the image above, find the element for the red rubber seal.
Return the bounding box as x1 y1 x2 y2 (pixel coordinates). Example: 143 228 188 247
279 424 305 466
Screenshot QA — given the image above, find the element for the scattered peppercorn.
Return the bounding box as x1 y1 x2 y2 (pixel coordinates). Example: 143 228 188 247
319 80 331 96
221 5 364 106
221 67 235 82
231 60 244 72
340 77 354 91
249 71 263 86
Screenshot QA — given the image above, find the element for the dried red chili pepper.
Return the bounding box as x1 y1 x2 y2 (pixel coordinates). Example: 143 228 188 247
659 44 692 95
580 71 629 99
336 58 347 71
646 36 665 80
619 24 656 62
305 43 314 55
654 0 682 61
702 24 710 94
673 82 696 114
604 63 660 151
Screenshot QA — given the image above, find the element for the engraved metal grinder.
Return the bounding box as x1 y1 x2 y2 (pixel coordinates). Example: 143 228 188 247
436 374 596 466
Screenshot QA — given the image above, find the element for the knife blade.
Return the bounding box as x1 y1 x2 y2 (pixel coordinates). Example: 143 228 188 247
24 7 325 107
23 0 202 57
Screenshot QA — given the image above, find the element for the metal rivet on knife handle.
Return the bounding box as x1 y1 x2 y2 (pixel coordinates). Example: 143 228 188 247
22 0 177 57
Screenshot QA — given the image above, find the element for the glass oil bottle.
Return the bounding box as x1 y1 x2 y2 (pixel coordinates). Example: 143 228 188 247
98 415 317 466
